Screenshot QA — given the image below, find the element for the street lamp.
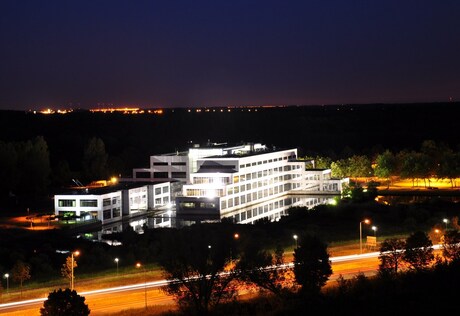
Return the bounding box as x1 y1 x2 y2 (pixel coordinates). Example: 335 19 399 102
136 263 147 309
115 258 119 275
434 229 441 244
71 250 80 291
4 273 9 293
359 219 371 254
372 226 377 237
293 234 298 249
443 218 449 231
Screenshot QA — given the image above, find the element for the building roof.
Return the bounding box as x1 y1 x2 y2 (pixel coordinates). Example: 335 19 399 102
56 180 171 196
205 147 295 159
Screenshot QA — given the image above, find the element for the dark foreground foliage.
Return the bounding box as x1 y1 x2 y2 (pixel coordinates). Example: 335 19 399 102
203 259 460 316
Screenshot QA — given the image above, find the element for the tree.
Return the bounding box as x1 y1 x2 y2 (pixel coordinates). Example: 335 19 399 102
158 225 238 315
40 288 90 316
374 150 396 188
82 137 108 182
403 231 434 270
0 141 18 197
438 150 460 188
61 256 77 288
378 238 405 275
442 230 460 262
347 155 373 180
293 234 332 295
12 260 31 297
331 159 349 179
238 243 292 297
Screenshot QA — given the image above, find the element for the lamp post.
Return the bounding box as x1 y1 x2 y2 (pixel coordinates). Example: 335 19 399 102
71 251 80 291
359 219 370 254
443 218 448 231
434 229 441 244
136 263 147 309
4 273 9 293
293 234 298 249
115 258 119 276
372 226 377 237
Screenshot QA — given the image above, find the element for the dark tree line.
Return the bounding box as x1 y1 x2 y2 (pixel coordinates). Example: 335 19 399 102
310 140 460 188
0 136 112 209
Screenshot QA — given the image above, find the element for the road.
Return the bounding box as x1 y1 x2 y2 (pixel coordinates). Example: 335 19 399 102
0 251 385 315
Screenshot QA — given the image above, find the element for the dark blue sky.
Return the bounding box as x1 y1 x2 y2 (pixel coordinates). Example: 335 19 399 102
1 1 459 110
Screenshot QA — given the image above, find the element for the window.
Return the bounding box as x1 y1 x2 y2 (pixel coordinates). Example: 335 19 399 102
171 162 186 166
163 186 169 193
103 210 112 220
113 208 121 218
221 200 227 210
155 198 161 204
112 198 118 205
153 162 168 166
58 199 76 207
80 200 97 207
153 172 168 178
155 187 162 195
162 197 169 204
172 172 186 178
103 198 111 207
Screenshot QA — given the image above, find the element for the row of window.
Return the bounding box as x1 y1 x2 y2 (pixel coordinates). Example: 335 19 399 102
58 199 98 207
228 173 304 195
185 189 224 197
103 197 119 207
103 207 122 220
227 198 293 223
239 154 296 169
153 172 187 179
179 201 218 210
232 164 303 184
153 161 186 166
155 196 170 205
192 176 230 185
154 186 170 195
221 183 291 210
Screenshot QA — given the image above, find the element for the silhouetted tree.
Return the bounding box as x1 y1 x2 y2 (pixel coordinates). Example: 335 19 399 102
238 243 292 297
442 230 460 262
158 225 238 315
403 231 434 270
378 238 405 275
82 137 108 182
12 260 31 297
40 288 90 316
293 234 332 295
17 136 51 196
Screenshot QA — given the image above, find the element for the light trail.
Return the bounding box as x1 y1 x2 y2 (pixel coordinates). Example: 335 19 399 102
0 244 444 312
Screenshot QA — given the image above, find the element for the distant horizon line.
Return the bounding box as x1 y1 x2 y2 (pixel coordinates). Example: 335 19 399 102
1 100 458 113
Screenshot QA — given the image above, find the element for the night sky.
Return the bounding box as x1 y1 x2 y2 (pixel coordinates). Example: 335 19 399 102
1 1 459 110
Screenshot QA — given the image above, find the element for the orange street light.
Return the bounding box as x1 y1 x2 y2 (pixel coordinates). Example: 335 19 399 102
71 251 80 291
360 219 371 254
136 263 147 309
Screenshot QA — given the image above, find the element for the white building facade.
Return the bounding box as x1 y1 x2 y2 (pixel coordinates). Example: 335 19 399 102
54 181 171 224
177 147 344 216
